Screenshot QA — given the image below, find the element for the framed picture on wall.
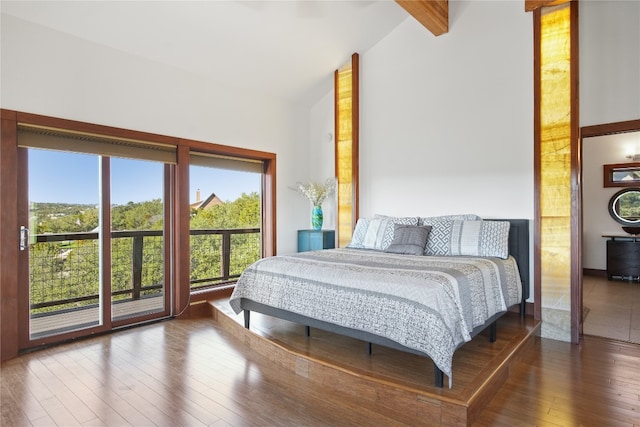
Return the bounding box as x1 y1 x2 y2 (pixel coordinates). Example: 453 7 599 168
604 162 640 187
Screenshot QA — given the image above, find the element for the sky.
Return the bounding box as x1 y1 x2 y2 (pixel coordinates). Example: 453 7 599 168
28 149 260 205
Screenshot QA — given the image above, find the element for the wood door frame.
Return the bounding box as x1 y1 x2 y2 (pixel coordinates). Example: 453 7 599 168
577 118 640 341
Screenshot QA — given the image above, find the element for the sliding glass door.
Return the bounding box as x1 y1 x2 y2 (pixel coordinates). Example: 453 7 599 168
26 149 103 338
18 126 174 342
110 157 170 323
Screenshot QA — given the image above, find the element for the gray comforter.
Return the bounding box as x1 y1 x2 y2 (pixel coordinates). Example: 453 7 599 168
229 248 522 386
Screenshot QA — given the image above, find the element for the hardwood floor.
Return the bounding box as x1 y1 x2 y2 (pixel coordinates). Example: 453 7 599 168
210 299 540 426
2 302 639 426
473 336 640 426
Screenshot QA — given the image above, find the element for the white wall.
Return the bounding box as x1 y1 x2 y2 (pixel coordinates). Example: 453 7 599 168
583 132 640 270
356 1 534 220
580 0 640 126
0 14 308 254
306 90 337 231
309 1 534 226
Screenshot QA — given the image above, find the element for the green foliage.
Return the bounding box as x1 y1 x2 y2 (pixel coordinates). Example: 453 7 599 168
111 199 164 231
189 192 260 286
30 193 261 314
619 191 640 219
190 192 260 228
31 202 98 234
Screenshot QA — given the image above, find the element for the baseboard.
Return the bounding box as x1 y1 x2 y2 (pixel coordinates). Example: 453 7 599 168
583 268 607 278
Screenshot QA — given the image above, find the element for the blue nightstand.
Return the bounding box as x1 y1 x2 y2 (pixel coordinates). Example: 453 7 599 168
297 230 335 252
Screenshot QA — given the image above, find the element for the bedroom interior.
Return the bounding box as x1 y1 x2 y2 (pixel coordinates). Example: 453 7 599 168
1 0 639 426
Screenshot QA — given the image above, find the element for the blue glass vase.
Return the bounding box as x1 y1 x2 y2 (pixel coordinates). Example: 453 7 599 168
311 205 323 230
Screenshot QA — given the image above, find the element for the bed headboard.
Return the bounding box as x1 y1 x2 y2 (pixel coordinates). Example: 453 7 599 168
488 219 530 301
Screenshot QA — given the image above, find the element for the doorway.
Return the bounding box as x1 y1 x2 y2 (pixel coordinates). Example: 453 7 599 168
580 121 640 344
17 127 173 347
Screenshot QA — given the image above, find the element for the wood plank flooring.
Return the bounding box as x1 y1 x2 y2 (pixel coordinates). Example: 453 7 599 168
2 302 639 426
211 298 540 426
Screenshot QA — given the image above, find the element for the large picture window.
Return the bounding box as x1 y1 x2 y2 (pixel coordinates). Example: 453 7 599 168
188 153 263 290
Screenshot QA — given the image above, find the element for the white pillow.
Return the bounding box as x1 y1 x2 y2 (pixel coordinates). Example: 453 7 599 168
347 218 388 250
347 216 418 250
428 220 511 259
418 214 481 226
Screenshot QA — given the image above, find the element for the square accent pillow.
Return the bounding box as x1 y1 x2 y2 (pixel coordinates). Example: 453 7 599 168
420 218 456 256
385 225 432 255
374 214 419 249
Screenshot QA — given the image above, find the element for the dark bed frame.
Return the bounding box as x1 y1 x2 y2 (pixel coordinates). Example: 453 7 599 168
238 219 530 388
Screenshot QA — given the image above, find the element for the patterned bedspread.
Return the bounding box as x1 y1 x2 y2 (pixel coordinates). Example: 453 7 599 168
229 248 522 386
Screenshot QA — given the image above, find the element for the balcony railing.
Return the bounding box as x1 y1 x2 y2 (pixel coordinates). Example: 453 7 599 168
29 228 260 315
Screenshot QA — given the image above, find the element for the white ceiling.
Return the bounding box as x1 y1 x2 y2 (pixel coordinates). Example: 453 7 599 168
1 0 411 104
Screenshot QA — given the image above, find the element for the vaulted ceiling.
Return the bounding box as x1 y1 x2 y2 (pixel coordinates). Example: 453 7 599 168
1 1 541 105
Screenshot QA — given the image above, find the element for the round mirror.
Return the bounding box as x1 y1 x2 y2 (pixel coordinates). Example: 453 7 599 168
609 188 640 226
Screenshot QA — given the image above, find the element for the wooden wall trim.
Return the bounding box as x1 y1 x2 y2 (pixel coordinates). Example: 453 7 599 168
1 111 19 361
533 8 542 323
175 145 191 316
569 0 581 345
581 119 640 138
351 52 360 226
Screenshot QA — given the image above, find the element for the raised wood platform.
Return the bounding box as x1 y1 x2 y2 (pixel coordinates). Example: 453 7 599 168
210 298 541 426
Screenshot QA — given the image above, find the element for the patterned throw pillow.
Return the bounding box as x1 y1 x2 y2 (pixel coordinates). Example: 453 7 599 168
385 225 432 255
347 218 367 249
418 214 482 226
374 215 419 249
449 220 511 259
347 216 418 250
420 218 456 255
420 219 510 258
347 218 386 249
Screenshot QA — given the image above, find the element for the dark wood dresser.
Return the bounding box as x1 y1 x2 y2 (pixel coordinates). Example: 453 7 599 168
604 235 640 281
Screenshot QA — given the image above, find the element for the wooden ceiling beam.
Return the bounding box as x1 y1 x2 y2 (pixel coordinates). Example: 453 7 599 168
395 0 448 36
525 0 567 12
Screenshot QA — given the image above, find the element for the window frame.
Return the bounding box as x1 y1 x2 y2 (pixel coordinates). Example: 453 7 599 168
0 109 277 356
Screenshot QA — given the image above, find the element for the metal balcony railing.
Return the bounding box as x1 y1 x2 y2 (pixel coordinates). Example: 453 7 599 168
29 228 260 315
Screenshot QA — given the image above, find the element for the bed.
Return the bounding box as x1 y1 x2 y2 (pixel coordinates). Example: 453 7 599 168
229 218 529 388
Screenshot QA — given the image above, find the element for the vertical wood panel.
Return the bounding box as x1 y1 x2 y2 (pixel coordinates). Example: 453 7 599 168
334 53 359 248
351 53 360 226
536 2 576 342
0 110 19 361
175 145 190 316
569 0 581 344
16 146 30 348
101 157 113 329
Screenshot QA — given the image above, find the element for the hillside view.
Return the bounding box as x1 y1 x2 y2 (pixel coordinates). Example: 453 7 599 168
29 192 261 313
